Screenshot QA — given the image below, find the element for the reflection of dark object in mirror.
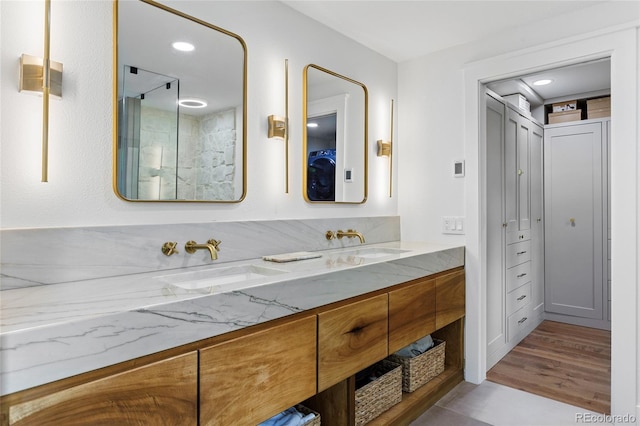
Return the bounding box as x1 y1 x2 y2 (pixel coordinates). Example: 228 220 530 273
307 149 336 201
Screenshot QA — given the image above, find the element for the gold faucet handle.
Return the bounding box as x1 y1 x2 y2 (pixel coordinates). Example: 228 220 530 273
326 230 336 240
207 239 222 250
161 241 179 256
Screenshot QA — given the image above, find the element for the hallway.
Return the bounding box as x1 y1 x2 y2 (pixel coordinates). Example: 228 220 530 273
487 321 610 414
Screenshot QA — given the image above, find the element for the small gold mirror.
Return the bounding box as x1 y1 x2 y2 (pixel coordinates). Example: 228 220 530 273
114 0 247 202
303 64 368 203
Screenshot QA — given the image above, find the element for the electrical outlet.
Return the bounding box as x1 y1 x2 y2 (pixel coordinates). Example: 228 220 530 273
442 216 465 235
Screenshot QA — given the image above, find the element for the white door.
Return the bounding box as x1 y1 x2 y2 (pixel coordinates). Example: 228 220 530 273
486 95 507 357
530 122 544 316
544 122 604 319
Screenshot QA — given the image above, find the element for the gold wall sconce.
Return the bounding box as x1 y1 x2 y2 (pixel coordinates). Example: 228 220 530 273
18 0 62 183
267 59 289 193
377 140 391 156
377 99 394 197
268 115 286 139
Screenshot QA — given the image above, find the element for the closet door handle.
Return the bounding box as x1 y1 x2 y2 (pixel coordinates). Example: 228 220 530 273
517 295 527 301
518 317 528 324
517 251 527 255
517 273 527 278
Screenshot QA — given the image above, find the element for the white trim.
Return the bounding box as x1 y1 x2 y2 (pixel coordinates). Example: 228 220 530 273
463 28 638 418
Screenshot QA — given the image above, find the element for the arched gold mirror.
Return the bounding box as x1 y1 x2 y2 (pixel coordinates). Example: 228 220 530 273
114 0 247 202
303 64 368 204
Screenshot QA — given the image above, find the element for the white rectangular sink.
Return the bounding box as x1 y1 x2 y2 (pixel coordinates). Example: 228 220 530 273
336 247 410 259
156 265 288 293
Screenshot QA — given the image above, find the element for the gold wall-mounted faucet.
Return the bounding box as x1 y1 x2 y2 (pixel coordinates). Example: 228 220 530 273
185 239 222 261
161 241 179 256
326 229 365 244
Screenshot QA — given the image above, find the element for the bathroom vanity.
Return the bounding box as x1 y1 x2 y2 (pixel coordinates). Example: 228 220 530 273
0 238 464 425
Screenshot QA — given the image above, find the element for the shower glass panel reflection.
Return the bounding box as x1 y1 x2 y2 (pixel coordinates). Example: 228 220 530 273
118 65 179 200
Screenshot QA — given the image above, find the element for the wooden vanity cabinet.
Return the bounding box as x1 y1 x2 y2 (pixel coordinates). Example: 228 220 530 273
307 268 465 426
388 277 436 354
435 269 465 329
3 352 198 425
2 267 464 426
317 294 388 392
199 314 317 425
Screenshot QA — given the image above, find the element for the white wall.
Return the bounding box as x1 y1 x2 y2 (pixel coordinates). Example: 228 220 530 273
0 0 398 229
398 2 640 419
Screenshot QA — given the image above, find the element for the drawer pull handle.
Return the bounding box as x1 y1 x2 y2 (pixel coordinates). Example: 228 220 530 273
516 251 527 255
349 325 365 335
517 273 527 278
517 295 527 301
518 317 528 324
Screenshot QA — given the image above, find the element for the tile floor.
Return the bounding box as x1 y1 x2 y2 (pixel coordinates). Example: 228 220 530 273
409 381 611 426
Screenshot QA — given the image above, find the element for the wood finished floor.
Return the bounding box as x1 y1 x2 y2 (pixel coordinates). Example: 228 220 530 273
486 320 611 414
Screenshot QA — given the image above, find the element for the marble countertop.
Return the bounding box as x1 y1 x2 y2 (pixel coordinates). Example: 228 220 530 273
0 241 464 396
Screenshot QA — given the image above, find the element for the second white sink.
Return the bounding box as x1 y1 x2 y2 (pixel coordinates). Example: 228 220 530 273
157 265 288 293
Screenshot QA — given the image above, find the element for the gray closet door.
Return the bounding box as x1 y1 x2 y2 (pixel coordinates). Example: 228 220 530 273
530 123 544 315
544 122 604 319
486 95 506 356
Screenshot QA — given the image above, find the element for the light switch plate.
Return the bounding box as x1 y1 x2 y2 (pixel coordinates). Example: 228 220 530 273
442 216 465 234
454 160 465 177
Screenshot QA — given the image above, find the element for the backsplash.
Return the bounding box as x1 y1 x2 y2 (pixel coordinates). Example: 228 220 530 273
0 216 400 290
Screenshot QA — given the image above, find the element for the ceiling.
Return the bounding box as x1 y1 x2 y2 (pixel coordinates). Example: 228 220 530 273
281 1 612 103
281 1 607 63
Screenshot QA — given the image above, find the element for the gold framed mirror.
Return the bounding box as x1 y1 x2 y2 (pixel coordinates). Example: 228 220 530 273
114 0 247 202
303 64 368 204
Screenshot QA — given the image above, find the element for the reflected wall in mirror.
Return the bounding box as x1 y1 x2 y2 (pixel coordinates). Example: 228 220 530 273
303 64 368 203
115 0 247 202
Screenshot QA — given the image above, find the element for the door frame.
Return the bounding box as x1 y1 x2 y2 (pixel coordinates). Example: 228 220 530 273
463 28 638 417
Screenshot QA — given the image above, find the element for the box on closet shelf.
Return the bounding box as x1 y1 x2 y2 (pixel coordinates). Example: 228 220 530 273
587 96 611 119
387 339 446 393
504 94 531 113
548 109 582 124
552 100 578 112
354 360 403 425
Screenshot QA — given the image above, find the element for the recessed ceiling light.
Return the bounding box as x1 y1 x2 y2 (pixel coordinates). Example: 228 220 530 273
179 98 207 108
172 41 195 52
307 122 318 128
533 79 553 86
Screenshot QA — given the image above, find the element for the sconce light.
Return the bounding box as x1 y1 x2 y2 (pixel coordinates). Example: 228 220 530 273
18 0 62 182
377 99 394 197
267 115 286 139
377 140 391 157
267 59 290 193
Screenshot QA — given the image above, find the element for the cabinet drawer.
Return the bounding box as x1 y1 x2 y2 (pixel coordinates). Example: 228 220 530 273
508 303 533 341
389 277 436 354
8 352 198 425
506 240 531 268
506 261 531 293
435 269 466 330
507 281 531 316
200 315 317 425
318 294 388 392
507 229 530 245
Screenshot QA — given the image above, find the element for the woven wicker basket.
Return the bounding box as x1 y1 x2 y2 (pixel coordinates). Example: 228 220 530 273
388 339 446 393
354 360 403 425
296 404 321 426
